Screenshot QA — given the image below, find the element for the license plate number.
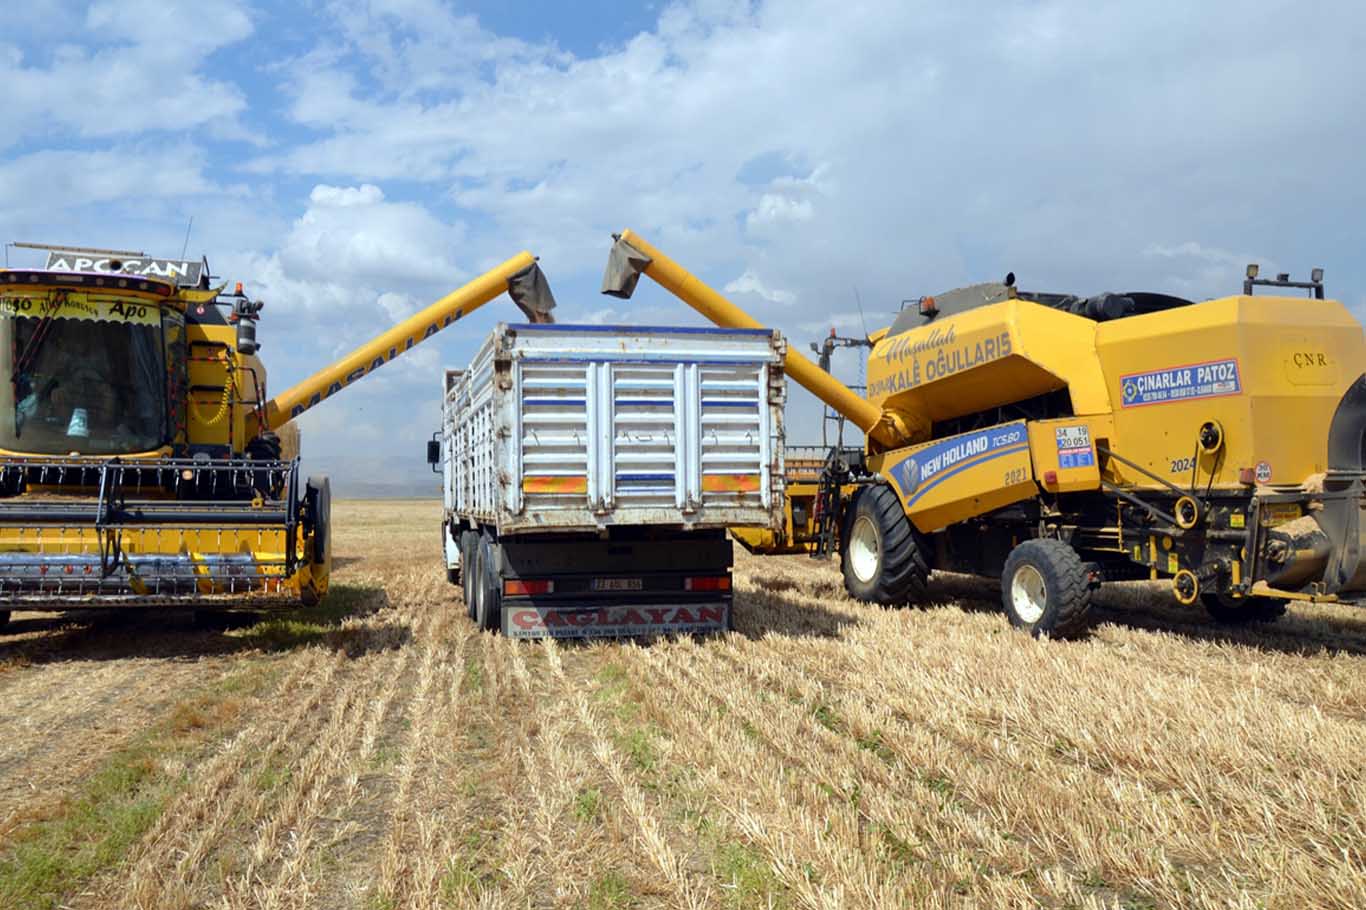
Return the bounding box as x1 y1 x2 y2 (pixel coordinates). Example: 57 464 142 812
593 577 643 591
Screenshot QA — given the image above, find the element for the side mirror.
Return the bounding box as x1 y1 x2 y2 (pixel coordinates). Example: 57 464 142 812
426 439 440 465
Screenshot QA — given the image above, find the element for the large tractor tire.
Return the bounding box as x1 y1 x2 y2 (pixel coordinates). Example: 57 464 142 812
1001 539 1092 638
473 533 501 632
840 484 930 605
300 476 332 607
1201 593 1287 625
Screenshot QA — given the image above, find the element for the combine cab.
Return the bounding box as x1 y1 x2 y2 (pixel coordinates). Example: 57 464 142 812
0 244 555 625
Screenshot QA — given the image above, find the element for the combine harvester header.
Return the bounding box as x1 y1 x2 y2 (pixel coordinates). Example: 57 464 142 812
603 229 1366 636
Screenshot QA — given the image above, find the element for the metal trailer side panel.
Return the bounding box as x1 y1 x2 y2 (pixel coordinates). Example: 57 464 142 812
442 324 785 536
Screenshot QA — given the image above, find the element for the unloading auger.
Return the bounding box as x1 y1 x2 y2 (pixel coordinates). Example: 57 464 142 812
603 229 1366 636
0 247 555 625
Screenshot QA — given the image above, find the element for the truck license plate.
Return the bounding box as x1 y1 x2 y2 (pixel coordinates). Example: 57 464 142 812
593 577 643 591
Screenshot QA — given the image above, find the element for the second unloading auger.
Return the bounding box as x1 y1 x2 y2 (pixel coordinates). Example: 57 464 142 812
603 229 1366 636
0 248 555 625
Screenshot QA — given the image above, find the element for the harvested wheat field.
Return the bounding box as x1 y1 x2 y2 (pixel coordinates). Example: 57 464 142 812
0 499 1363 910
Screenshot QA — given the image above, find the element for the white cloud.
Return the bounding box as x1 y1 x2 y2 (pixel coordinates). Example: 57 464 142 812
310 183 386 207
8 0 1366 456
0 0 252 146
725 269 795 305
747 193 814 228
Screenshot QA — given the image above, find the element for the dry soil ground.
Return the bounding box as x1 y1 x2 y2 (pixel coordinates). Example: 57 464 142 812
0 499 1363 910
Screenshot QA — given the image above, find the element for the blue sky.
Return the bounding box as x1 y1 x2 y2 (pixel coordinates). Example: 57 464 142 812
3 0 1364 469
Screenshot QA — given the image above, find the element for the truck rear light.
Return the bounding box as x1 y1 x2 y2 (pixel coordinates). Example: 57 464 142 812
504 579 554 596
684 575 731 592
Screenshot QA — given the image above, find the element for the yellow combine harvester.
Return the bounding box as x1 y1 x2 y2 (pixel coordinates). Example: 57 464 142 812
0 245 554 627
604 231 1366 636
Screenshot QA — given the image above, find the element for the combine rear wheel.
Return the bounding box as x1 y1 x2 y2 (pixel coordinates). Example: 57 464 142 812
840 484 930 605
1201 593 1286 624
1001 539 1092 638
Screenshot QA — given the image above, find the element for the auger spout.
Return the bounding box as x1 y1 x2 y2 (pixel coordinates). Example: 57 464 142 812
263 252 556 431
601 229 918 450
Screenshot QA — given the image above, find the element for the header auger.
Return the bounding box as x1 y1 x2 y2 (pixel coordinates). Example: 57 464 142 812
603 229 1366 636
0 246 555 624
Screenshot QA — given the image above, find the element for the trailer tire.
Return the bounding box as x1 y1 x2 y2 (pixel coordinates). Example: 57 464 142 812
1001 539 1092 638
461 531 478 619
444 523 460 586
1201 593 1287 624
474 534 501 633
840 484 929 605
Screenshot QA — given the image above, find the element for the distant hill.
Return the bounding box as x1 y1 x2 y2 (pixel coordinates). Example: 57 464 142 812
299 454 441 499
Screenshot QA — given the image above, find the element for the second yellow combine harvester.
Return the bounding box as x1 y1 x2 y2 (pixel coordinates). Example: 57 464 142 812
0 245 554 627
604 231 1366 635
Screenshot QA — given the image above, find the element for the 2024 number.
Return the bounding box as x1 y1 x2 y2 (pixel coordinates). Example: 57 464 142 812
1170 456 1195 473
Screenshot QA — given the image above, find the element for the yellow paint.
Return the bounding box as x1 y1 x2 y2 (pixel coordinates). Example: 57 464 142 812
262 251 539 431
872 422 1034 533
523 475 588 494
1230 513 1245 529
1167 552 1179 574
615 230 899 448
702 473 761 493
1261 503 1302 527
1025 416 1111 493
867 300 1111 425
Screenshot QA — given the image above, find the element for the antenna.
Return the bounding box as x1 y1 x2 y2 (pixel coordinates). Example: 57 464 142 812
852 286 870 341
180 216 195 260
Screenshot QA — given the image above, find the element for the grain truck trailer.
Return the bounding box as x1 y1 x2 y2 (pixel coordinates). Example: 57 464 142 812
603 230 1366 637
429 323 786 638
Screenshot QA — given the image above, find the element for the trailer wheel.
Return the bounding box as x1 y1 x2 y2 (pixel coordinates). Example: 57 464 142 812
840 484 929 605
461 531 478 620
474 534 501 633
444 523 460 586
1200 593 1287 624
1001 539 1092 638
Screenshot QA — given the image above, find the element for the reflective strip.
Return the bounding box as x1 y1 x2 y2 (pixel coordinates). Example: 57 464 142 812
701 473 760 493
523 475 588 494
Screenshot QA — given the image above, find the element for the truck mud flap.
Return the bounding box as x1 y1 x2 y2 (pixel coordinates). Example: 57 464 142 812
502 603 731 639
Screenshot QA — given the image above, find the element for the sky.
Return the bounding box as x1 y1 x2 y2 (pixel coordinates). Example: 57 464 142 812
3 0 1364 471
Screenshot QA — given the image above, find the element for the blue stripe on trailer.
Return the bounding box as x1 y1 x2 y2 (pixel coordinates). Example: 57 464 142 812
523 398 587 406
617 473 675 482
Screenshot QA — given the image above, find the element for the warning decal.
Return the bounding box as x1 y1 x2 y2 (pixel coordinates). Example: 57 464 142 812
1120 358 1241 408
1054 424 1094 468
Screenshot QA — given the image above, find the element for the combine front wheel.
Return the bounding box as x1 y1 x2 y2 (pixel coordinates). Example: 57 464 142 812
300 476 332 607
840 484 930 605
1001 539 1092 638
